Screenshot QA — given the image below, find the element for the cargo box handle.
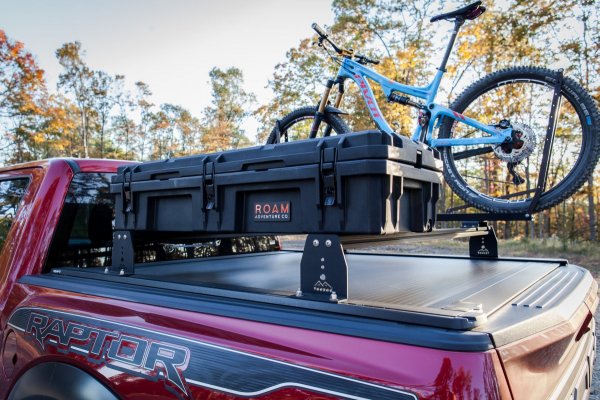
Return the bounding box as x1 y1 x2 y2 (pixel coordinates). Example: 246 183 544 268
320 147 337 206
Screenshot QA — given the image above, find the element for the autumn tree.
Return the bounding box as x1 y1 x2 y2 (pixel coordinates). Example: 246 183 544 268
559 0 599 240
56 42 96 158
174 108 202 157
0 29 48 163
147 104 176 159
34 95 79 159
255 0 441 141
112 75 136 159
90 70 114 158
134 81 154 160
201 67 255 152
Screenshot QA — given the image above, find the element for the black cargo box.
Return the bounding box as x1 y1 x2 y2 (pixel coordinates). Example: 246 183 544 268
111 130 441 234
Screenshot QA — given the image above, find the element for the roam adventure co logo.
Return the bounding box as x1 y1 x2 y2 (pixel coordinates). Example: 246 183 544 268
253 201 290 222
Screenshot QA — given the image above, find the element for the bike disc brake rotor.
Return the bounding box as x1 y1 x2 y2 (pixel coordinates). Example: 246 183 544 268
493 122 537 163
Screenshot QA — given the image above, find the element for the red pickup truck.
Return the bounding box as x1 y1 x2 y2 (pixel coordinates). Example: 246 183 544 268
0 158 597 400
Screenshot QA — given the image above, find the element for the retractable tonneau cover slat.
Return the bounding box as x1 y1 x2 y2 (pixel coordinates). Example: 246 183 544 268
133 251 562 328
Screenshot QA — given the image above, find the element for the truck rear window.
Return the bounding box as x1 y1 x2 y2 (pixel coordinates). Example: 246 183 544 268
44 173 279 271
0 178 30 251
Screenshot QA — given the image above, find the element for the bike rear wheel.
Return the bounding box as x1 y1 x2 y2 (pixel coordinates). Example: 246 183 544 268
439 66 600 214
266 106 351 144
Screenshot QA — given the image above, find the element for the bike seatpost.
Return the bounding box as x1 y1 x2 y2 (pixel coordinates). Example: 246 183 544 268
438 19 464 72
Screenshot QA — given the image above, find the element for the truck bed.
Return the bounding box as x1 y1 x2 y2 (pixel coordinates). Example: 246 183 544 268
41 248 593 346
136 251 561 321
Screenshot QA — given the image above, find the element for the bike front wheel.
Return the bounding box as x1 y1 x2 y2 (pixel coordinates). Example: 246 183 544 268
439 66 600 214
266 106 351 144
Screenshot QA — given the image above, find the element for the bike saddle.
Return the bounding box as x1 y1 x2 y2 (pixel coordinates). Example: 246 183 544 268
430 1 486 23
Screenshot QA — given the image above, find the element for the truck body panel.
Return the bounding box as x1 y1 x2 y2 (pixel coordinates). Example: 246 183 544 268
5 285 510 399
0 158 595 399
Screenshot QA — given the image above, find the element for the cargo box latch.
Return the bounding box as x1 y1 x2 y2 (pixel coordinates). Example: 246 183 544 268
120 168 134 214
204 161 215 210
320 147 337 206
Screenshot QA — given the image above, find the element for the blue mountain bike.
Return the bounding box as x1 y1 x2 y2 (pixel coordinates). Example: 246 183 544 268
267 1 600 214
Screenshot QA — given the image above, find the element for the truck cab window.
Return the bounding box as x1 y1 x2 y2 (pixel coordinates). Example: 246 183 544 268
44 173 279 271
45 173 114 269
0 178 30 252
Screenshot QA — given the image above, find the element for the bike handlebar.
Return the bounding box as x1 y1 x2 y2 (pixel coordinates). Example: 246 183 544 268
311 23 327 37
312 23 381 65
312 23 351 56
356 54 380 65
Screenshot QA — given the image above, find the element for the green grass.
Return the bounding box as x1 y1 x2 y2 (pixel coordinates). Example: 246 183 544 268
501 236 598 256
499 237 600 277
412 237 600 277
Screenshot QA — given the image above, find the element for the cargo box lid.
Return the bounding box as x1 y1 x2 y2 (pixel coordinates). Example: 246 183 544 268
113 131 441 183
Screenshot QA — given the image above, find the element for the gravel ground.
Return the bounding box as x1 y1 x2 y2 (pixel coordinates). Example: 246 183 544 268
280 236 600 398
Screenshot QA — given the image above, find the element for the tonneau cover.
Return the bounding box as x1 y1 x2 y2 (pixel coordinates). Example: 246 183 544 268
135 251 565 330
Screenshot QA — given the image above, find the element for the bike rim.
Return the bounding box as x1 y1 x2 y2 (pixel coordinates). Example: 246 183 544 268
281 116 339 142
445 78 588 208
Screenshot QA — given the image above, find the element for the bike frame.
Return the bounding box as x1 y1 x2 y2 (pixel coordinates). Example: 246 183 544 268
331 21 513 148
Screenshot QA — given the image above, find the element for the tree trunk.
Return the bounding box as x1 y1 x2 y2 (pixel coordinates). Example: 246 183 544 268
589 174 597 241
100 120 105 158
570 199 576 240
526 159 534 238
80 108 89 158
561 201 567 240
439 182 446 221
125 124 130 159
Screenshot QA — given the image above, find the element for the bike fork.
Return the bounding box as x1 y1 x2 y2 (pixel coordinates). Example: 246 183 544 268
310 78 345 138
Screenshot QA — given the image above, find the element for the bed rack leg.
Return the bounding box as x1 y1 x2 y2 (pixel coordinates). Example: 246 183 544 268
110 230 135 276
299 234 348 302
469 224 498 259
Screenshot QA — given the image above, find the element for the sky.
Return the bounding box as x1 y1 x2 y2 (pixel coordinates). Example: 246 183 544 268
0 0 335 139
